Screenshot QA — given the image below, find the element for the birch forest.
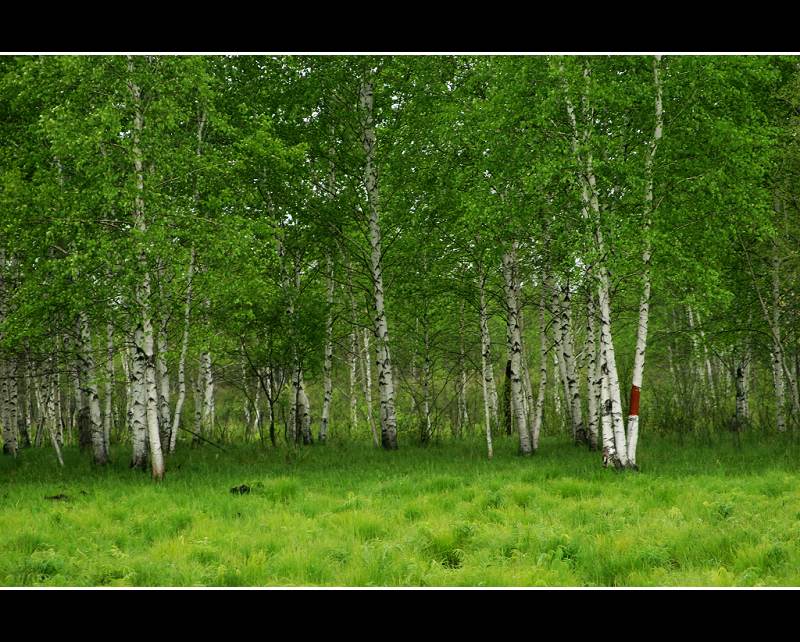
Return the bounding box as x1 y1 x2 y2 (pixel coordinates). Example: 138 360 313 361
3 54 800 588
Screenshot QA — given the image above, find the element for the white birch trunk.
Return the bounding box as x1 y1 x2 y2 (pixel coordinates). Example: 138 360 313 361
559 283 586 444
202 348 215 440
549 278 573 433
320 255 335 443
585 288 600 450
0 249 14 456
734 358 749 429
770 252 787 432
530 281 548 452
1 363 17 457
346 267 360 434
478 267 499 431
156 322 171 449
241 359 252 430
349 326 359 433
73 336 90 452
104 322 114 454
562 62 628 467
251 381 261 441
518 307 536 438
421 325 432 444
598 277 628 467
129 333 148 469
502 243 531 455
599 340 616 467
626 54 663 469
193 359 204 444
552 349 563 424
44 364 64 467
121 347 132 434
77 312 108 465
170 247 194 453
361 75 398 450
458 302 469 435
296 369 312 445
14 361 30 448
361 327 379 447
127 56 165 481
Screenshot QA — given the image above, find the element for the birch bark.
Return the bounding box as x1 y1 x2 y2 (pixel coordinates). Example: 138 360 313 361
156 321 171 449
104 322 114 453
532 280 548 452
77 312 108 465
170 247 194 453
457 302 469 435
626 54 663 468
361 328 379 447
320 254 335 443
585 289 599 449
502 243 532 455
562 61 628 466
360 75 398 450
559 283 586 444
44 363 64 467
129 333 148 469
127 57 165 480
478 266 499 431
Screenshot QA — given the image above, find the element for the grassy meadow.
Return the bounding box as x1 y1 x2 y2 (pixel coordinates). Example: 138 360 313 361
2 432 800 587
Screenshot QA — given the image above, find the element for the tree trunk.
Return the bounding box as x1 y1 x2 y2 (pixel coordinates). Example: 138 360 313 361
626 54 663 468
201 349 214 440
73 335 91 453
585 288 600 450
360 328 379 447
346 265 360 434
558 282 586 445
552 350 563 427
104 322 114 453
156 321 171 449
599 342 616 467
77 312 108 465
1 362 16 457
503 359 513 435
734 359 749 430
770 254 787 432
549 277 574 435
170 247 194 453
478 266 499 432
250 380 261 442
15 361 31 448
320 254 335 443
44 363 64 467
478 268 496 458
561 61 628 467
349 325 359 434
129 333 148 470
421 324 432 444
518 307 536 441
361 75 398 450
127 56 165 481
531 280 548 452
502 243 532 455
457 302 469 436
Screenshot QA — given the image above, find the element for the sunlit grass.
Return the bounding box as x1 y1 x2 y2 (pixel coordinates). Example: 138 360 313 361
1 431 800 586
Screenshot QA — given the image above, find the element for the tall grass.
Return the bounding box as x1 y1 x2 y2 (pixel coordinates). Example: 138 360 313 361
1 431 799 586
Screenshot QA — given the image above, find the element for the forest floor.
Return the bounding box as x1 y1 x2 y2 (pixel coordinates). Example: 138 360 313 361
2 431 800 587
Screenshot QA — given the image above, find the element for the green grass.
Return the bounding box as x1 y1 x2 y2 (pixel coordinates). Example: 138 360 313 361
2 431 800 586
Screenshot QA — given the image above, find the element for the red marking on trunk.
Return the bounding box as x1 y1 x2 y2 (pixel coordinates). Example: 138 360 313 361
629 386 640 416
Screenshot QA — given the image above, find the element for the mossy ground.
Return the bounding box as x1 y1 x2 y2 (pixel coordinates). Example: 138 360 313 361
2 432 800 586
